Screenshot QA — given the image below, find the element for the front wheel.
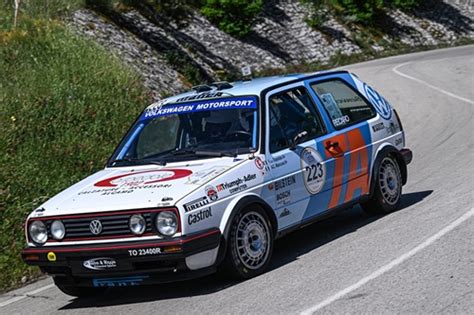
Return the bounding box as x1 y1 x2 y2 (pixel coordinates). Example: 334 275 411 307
361 155 402 215
223 205 274 279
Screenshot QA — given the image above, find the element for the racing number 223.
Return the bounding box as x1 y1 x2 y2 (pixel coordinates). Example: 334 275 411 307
305 163 323 182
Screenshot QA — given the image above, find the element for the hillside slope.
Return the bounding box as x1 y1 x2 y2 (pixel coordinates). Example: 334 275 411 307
71 0 474 99
0 2 149 291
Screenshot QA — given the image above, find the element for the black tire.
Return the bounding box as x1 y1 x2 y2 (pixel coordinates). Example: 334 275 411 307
54 277 106 298
223 205 274 279
361 155 402 215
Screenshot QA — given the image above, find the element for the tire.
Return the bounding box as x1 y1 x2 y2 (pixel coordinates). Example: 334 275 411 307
223 205 274 279
361 155 402 215
54 277 106 298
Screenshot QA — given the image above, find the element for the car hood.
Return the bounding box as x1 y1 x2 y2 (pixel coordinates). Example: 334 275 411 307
32 158 242 218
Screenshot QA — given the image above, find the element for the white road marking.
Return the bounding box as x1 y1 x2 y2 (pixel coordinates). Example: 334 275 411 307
0 284 55 308
301 207 474 315
392 62 474 105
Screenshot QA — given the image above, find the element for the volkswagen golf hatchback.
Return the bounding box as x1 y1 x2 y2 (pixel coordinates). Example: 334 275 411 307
22 70 412 297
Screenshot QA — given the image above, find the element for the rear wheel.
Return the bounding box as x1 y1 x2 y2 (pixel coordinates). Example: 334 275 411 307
362 155 402 215
223 205 274 279
54 277 106 298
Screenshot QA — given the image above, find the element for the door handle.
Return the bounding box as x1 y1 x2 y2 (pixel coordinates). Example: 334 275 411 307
325 141 344 157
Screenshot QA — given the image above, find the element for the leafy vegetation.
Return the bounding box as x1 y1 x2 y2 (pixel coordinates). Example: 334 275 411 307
304 0 422 27
390 0 420 10
0 2 149 291
200 0 263 38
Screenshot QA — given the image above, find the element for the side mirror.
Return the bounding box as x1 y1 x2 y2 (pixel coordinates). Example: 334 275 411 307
291 131 308 149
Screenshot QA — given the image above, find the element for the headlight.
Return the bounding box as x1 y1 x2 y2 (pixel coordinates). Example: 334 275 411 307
155 211 178 236
51 220 65 240
129 214 146 235
29 221 48 244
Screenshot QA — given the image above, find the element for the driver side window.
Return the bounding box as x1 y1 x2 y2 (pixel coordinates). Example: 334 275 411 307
269 87 325 153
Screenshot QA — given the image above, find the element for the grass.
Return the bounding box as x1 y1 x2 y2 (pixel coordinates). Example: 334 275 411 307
0 5 150 291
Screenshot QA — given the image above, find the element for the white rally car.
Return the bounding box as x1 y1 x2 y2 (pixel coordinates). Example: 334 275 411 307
22 71 412 297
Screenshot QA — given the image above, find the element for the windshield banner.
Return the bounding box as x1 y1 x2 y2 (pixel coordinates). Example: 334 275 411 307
141 96 258 121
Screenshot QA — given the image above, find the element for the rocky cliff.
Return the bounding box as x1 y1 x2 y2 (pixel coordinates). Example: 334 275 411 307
70 0 474 99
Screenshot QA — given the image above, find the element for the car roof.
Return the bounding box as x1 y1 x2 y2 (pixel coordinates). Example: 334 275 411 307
153 70 349 107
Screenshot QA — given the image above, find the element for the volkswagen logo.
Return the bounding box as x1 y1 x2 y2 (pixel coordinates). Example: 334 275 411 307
89 220 103 235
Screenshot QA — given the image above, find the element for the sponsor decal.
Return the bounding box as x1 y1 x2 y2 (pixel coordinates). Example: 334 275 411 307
255 157 265 170
145 98 170 112
89 220 103 235
141 96 257 121
175 91 223 103
332 115 350 127
320 93 343 120
79 183 172 196
274 175 296 191
183 196 210 212
185 166 228 185
93 275 149 287
327 128 371 209
83 257 117 271
205 185 218 201
188 208 212 225
128 248 161 257
300 147 326 194
276 190 291 206
264 155 288 172
79 169 190 196
94 169 192 187
279 208 291 218
386 122 398 134
47 252 56 262
363 83 392 120
335 96 363 104
372 122 385 132
216 174 256 194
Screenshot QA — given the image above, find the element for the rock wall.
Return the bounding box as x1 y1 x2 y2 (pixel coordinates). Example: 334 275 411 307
70 0 474 100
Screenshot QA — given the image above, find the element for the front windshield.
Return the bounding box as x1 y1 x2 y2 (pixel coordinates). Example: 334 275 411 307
109 96 259 166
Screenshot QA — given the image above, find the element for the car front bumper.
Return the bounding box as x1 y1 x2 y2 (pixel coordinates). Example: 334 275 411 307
22 228 221 287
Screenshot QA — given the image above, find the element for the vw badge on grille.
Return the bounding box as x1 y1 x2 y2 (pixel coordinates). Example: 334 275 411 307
89 220 103 235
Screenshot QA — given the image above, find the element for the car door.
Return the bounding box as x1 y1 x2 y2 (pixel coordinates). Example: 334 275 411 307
265 83 336 229
309 77 377 207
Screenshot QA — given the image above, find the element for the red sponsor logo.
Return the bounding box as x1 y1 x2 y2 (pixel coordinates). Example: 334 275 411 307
205 185 218 201
255 158 264 170
94 169 193 187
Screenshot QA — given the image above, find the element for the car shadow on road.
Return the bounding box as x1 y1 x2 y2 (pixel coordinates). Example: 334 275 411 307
59 190 433 310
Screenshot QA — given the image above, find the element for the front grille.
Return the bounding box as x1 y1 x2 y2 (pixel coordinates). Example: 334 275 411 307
28 208 179 243
57 213 153 240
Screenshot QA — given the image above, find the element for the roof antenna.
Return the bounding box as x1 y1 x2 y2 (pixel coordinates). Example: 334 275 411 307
241 64 252 81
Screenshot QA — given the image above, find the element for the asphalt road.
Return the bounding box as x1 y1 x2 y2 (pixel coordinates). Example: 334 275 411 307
1 45 473 314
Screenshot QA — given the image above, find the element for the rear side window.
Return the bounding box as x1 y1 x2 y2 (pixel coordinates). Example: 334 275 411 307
269 87 325 153
311 80 375 129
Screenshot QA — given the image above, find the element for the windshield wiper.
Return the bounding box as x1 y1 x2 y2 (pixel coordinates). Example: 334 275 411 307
195 150 237 157
171 149 196 156
109 158 166 167
171 149 236 157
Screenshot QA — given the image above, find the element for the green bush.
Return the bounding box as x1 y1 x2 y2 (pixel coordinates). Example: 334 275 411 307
85 0 113 12
201 0 263 38
331 0 385 25
0 20 149 291
388 0 420 10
